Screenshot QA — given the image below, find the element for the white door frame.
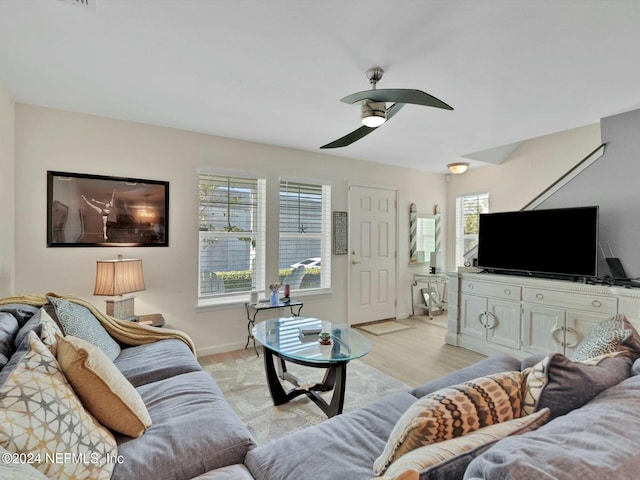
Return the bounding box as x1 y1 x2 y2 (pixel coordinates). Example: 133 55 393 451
347 181 399 326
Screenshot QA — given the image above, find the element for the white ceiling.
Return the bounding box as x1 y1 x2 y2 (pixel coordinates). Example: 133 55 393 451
2 0 640 173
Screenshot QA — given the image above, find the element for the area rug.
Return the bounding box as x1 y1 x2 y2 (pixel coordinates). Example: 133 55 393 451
356 320 411 336
203 355 409 445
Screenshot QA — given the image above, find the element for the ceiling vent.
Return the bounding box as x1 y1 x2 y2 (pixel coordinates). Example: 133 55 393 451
56 0 98 11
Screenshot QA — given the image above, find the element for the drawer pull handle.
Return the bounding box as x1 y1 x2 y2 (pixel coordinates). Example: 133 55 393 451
551 325 564 345
566 327 580 348
536 293 544 300
468 284 474 290
592 300 602 308
504 289 511 295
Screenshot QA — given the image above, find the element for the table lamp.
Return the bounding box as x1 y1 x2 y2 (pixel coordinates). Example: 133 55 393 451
94 254 145 321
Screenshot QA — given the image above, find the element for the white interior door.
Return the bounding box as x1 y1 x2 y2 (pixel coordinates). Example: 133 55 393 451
348 184 397 325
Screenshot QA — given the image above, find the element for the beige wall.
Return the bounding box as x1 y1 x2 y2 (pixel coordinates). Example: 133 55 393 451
444 123 602 271
0 84 14 296
14 104 447 355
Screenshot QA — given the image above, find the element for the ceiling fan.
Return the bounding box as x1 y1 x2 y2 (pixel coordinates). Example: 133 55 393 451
320 67 453 149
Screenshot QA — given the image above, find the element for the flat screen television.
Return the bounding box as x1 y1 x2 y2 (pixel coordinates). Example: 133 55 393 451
476 206 599 279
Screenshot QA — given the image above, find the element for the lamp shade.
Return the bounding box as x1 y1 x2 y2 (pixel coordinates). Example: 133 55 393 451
94 257 145 296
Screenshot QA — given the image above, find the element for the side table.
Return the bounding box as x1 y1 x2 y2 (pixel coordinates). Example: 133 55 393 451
411 273 448 319
138 314 166 327
245 301 303 355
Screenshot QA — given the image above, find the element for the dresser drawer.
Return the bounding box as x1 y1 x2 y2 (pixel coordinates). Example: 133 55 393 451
461 280 521 301
523 288 617 314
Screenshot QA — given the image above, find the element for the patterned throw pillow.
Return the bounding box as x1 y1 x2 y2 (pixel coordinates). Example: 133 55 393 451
48 296 121 361
377 408 550 480
571 315 631 362
0 445 49 480
56 334 152 438
521 352 632 419
373 371 522 475
0 331 117 479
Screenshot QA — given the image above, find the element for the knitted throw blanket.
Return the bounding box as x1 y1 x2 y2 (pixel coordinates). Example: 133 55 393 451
0 293 196 355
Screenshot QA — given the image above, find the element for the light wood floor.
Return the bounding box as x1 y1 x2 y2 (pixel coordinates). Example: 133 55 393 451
198 315 486 388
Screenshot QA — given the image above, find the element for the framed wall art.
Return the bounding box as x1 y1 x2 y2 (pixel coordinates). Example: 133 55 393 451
332 211 348 255
47 171 169 247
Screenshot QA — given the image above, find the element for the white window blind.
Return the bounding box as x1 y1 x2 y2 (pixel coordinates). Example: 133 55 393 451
198 173 266 300
279 180 331 292
455 192 489 267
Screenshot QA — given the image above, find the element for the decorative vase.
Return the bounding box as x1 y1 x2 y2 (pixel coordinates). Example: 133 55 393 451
270 291 279 306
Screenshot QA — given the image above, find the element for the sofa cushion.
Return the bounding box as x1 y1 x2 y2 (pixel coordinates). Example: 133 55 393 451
521 352 631 419
465 373 640 480
379 408 549 480
47 296 121 361
245 391 420 480
410 353 521 398
0 313 19 369
111 370 255 480
0 331 116 480
56 335 152 438
113 338 202 387
374 371 522 475
191 464 255 479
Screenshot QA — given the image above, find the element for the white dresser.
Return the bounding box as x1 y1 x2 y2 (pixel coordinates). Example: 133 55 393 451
446 271 640 359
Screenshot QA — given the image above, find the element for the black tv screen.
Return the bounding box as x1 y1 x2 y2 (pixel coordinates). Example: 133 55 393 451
476 206 599 278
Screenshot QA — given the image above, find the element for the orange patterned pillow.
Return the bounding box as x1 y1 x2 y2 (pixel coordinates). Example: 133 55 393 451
374 371 522 475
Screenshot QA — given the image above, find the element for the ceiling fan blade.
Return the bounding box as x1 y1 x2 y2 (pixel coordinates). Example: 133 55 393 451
320 125 374 149
341 88 453 110
320 104 405 149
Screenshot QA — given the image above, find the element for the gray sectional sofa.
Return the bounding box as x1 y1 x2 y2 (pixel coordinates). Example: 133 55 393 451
2 294 640 480
0 296 256 480
246 351 640 480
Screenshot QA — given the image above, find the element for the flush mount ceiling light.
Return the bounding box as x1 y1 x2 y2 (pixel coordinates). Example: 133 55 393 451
447 162 469 174
361 100 387 128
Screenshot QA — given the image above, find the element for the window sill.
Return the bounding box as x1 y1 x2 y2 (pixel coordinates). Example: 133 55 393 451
195 288 332 313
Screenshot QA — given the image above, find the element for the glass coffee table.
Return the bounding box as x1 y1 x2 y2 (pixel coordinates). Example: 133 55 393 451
252 316 371 417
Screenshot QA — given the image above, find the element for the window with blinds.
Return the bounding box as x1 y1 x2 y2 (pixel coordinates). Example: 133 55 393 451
455 192 489 267
198 172 266 300
279 180 331 292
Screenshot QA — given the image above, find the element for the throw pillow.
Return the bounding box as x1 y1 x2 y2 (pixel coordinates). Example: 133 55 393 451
0 312 19 368
56 334 152 437
47 296 121 361
12 308 64 357
571 315 631 362
0 445 49 480
521 352 632 419
373 371 522 475
38 307 64 356
376 408 550 480
0 331 116 479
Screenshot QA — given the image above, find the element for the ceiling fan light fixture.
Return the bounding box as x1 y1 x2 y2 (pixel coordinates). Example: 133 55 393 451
447 162 469 175
361 101 386 128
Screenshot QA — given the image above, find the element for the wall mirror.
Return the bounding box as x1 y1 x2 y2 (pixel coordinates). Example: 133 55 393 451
409 203 440 265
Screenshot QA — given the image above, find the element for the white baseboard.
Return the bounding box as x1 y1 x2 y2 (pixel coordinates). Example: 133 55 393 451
195 340 252 358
